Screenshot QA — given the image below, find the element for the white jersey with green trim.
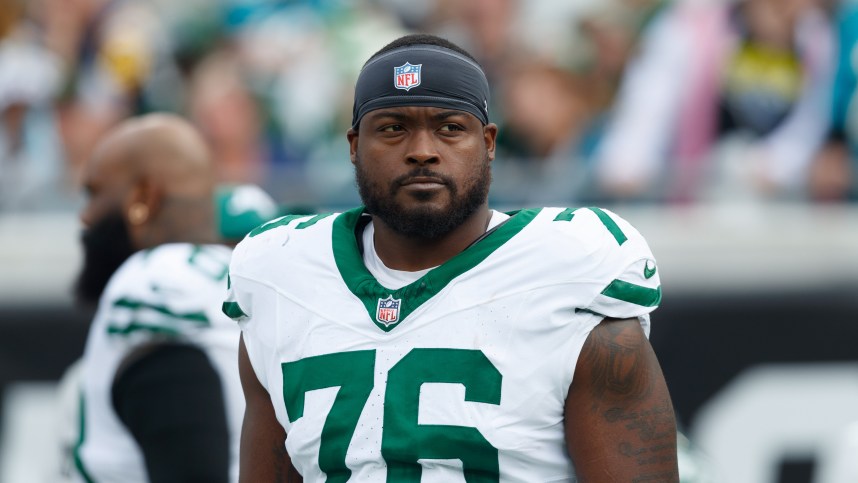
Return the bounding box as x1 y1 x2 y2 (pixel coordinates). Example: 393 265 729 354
74 243 243 483
224 207 662 482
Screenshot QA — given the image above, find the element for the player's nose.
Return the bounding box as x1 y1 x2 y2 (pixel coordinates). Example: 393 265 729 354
405 129 439 165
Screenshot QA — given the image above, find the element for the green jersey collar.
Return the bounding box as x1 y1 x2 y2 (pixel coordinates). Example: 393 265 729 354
332 207 540 332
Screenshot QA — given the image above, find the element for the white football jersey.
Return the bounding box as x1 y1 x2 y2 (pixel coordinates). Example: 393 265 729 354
74 243 243 483
224 207 662 482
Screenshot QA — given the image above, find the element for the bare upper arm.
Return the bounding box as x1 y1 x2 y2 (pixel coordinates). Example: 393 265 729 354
238 334 302 483
564 317 678 482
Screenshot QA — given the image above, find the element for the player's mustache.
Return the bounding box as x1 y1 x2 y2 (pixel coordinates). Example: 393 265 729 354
391 168 454 190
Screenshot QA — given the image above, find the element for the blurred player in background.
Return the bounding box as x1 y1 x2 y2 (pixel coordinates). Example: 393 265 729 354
56 182 277 482
225 34 678 482
69 113 243 482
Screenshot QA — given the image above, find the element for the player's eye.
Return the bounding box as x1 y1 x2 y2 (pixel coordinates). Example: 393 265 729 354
379 124 404 132
439 124 464 132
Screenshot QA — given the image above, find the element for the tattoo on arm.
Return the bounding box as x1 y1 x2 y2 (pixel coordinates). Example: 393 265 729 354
582 321 652 407
577 319 678 481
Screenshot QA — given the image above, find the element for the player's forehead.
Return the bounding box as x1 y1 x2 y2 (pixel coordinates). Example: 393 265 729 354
362 106 478 124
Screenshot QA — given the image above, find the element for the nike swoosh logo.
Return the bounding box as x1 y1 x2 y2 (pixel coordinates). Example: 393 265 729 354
644 260 657 279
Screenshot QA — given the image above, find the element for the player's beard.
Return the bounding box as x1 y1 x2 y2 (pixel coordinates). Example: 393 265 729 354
74 209 136 307
355 154 491 240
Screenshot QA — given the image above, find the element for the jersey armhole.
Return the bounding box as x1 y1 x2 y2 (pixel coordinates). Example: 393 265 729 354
112 343 231 482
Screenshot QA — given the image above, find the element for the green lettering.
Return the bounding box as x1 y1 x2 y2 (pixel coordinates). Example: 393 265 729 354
382 349 501 482
282 350 375 483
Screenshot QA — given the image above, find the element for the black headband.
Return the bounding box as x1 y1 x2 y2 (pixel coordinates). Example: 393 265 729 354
351 45 490 128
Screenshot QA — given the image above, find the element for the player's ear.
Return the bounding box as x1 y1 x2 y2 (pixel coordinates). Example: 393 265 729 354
347 128 359 165
124 176 162 227
483 123 498 163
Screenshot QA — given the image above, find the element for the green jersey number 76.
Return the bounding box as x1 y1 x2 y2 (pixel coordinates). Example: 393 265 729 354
282 348 502 482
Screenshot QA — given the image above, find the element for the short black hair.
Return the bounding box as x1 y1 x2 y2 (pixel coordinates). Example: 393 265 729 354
366 34 481 67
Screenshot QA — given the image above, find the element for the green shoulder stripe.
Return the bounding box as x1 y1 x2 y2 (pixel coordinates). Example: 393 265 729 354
296 213 334 229
106 322 182 336
113 298 209 324
248 214 309 238
248 212 334 238
588 207 627 245
222 301 248 320
553 208 576 222
600 279 662 307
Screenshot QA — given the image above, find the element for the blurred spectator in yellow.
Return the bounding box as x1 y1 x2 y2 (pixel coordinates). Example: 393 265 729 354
594 0 835 203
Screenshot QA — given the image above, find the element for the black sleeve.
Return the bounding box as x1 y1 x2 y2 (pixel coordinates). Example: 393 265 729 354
112 343 230 483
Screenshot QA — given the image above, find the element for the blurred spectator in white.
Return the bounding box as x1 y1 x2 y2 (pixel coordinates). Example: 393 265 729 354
594 0 835 203
514 0 603 65
0 1 66 211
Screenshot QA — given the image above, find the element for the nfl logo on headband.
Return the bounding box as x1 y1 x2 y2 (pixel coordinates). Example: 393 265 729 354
394 62 422 91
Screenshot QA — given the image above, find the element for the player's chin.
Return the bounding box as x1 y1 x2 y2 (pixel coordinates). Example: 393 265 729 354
397 193 453 214
398 183 449 200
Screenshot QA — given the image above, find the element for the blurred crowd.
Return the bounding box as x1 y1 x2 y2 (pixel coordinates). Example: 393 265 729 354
1 0 857 212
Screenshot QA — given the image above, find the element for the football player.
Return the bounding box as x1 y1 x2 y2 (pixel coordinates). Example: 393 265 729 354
225 34 678 482
71 114 244 482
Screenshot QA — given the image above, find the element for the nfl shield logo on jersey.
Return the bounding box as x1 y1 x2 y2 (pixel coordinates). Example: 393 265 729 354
376 295 401 326
394 62 421 91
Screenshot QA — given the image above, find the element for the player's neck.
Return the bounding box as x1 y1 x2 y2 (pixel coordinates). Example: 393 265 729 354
371 207 492 272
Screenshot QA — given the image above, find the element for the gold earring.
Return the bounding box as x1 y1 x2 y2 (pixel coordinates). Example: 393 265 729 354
128 203 149 225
